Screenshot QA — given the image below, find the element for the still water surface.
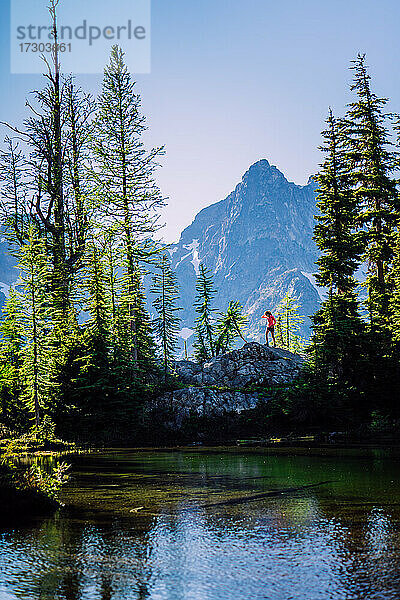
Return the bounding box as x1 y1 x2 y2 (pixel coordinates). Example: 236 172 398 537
1 448 400 600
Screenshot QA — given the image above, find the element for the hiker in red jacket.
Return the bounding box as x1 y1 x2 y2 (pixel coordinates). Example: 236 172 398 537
262 310 276 347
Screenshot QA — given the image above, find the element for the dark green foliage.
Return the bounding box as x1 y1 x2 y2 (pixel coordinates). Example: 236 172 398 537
343 54 399 324
0 39 166 443
215 301 247 356
194 264 217 361
151 254 181 379
275 292 305 352
311 108 367 384
193 265 248 362
0 290 26 430
2 36 400 446
314 109 363 294
307 55 400 426
310 293 368 394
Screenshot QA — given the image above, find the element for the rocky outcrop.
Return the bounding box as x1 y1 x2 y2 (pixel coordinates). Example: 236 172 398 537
149 343 304 423
173 342 303 388
150 388 259 426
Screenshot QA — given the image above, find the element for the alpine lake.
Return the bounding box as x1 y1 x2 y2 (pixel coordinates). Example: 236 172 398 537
1 446 400 600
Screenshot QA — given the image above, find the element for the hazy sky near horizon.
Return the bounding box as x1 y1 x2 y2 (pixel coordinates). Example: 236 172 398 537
1 0 400 241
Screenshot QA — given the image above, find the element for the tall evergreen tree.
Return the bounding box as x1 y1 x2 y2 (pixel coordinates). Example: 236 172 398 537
0 1 94 321
18 229 52 429
343 54 400 325
314 110 363 295
93 45 164 367
0 289 25 428
193 264 217 361
311 107 367 388
275 292 305 352
215 301 247 356
389 231 400 343
0 13 167 443
151 254 181 380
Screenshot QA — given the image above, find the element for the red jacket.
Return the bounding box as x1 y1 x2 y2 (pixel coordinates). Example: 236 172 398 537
267 315 276 328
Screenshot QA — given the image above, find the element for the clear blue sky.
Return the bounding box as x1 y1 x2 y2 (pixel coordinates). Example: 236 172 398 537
1 0 400 240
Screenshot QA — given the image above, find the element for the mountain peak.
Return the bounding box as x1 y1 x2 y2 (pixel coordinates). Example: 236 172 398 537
249 158 271 170
245 159 288 184
170 157 319 347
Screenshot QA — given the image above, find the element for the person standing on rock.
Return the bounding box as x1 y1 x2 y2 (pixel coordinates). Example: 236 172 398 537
262 310 276 347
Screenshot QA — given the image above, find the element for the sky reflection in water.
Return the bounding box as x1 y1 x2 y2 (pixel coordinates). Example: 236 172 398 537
1 449 400 600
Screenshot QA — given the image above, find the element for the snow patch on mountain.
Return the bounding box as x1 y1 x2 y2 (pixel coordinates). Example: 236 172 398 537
175 239 201 275
0 282 11 298
355 262 368 283
224 262 237 279
178 327 194 340
189 240 201 275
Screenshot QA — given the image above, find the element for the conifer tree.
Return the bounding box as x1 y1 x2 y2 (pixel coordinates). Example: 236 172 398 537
0 14 168 442
215 301 247 355
390 232 400 344
314 110 363 295
102 231 120 360
0 1 94 322
119 264 156 380
18 229 52 429
194 264 217 361
311 108 367 383
151 254 181 380
0 289 25 428
93 45 164 367
342 54 400 325
275 292 304 352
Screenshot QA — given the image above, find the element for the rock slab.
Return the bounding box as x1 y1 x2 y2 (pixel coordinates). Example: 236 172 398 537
172 342 303 388
148 343 304 424
150 388 259 425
